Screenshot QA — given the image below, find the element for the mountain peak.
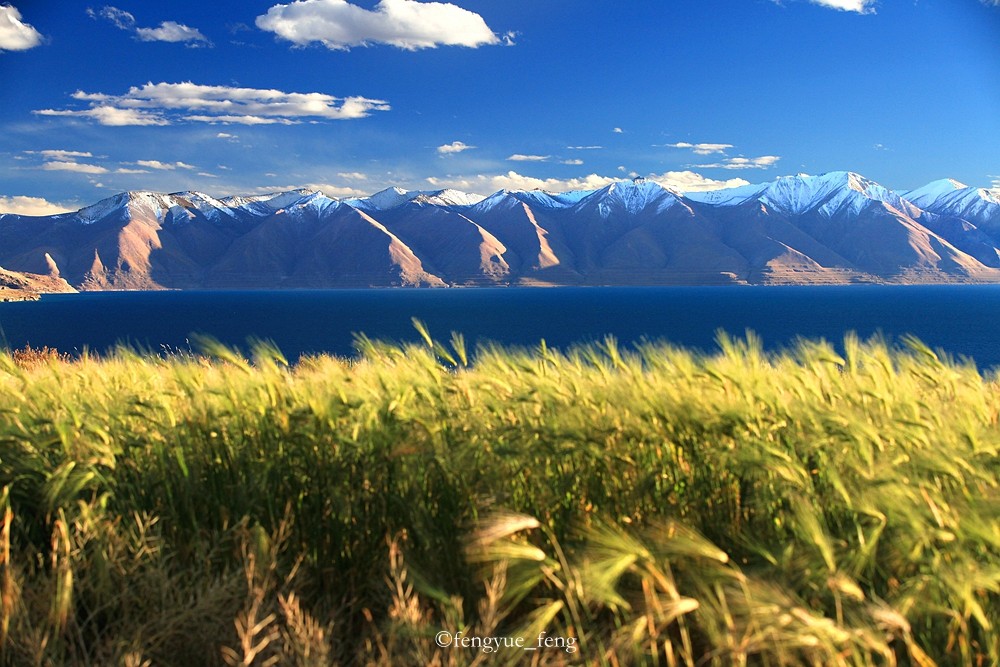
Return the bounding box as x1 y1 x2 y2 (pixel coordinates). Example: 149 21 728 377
581 178 678 216
410 189 485 207
758 171 898 216
902 178 1000 226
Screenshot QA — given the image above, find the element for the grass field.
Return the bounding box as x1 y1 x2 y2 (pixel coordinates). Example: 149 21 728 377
0 329 997 665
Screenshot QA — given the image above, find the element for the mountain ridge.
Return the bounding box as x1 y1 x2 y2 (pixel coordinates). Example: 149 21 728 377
3 171 1000 291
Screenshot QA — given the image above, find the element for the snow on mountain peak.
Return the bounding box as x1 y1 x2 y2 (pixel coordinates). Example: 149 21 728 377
684 182 768 206
902 178 971 206
74 190 175 224
411 189 486 207
583 179 677 216
757 171 899 216
901 178 1000 227
470 188 598 213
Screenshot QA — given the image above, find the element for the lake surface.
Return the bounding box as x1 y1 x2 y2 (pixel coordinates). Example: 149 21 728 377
2 286 1000 369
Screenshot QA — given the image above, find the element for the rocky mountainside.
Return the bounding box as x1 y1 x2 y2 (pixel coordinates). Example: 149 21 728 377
0 265 75 300
2 171 1000 290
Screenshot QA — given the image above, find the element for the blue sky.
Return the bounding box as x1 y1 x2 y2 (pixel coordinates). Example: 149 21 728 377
0 0 998 213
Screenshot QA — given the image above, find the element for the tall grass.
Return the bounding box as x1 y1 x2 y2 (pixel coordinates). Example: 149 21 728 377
0 331 997 664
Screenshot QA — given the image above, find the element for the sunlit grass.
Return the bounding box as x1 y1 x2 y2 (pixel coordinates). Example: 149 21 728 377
0 331 997 664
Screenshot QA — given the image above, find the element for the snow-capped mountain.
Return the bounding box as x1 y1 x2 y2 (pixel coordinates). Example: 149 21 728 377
757 172 902 216
901 179 1000 230
2 171 1000 290
574 178 680 217
344 187 485 211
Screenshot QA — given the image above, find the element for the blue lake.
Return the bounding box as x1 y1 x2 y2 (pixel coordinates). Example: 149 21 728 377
1 286 999 369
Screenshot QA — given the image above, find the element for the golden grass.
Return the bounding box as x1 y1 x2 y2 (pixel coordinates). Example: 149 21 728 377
0 332 996 665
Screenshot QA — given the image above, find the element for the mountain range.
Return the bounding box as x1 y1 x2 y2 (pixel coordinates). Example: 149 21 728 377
2 171 1000 292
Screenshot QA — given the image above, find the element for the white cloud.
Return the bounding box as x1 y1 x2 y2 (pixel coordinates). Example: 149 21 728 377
216 132 236 138
428 171 618 194
239 182 368 198
115 168 150 174
93 6 211 45
256 0 502 50
807 0 875 13
694 155 781 170
426 169 749 195
0 195 74 216
42 161 109 174
25 149 94 159
562 159 584 166
35 82 389 126
197 172 218 178
35 105 170 126
617 165 626 172
648 171 751 192
612 127 623 134
337 171 368 180
437 141 474 155
666 142 733 155
186 114 297 125
137 21 210 44
990 175 1000 189
90 6 135 30
0 4 43 51
306 182 369 197
567 145 602 150
507 154 549 162
136 160 196 170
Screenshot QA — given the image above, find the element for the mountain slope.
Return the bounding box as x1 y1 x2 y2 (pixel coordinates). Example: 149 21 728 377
2 172 1000 290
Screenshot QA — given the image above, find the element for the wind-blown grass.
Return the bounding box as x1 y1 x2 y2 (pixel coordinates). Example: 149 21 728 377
0 331 997 665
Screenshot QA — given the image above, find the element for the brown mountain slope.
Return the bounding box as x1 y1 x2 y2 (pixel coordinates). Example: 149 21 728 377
3 174 1000 289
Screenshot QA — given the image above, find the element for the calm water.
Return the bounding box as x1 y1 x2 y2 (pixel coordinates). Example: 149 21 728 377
1 286 999 368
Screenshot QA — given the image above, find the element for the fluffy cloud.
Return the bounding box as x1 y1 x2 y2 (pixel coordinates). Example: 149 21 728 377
256 0 501 50
0 195 74 216
612 127 624 134
562 159 584 166
426 169 749 194
90 6 210 45
990 175 1000 189
137 21 209 44
666 142 733 155
437 141 475 155
25 149 94 159
42 161 109 174
694 156 781 170
649 171 751 192
507 154 550 162
136 160 195 170
0 5 42 52
807 0 875 13
34 82 390 126
428 171 618 193
35 105 169 126
0 4 42 51
239 182 369 198
306 182 369 197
